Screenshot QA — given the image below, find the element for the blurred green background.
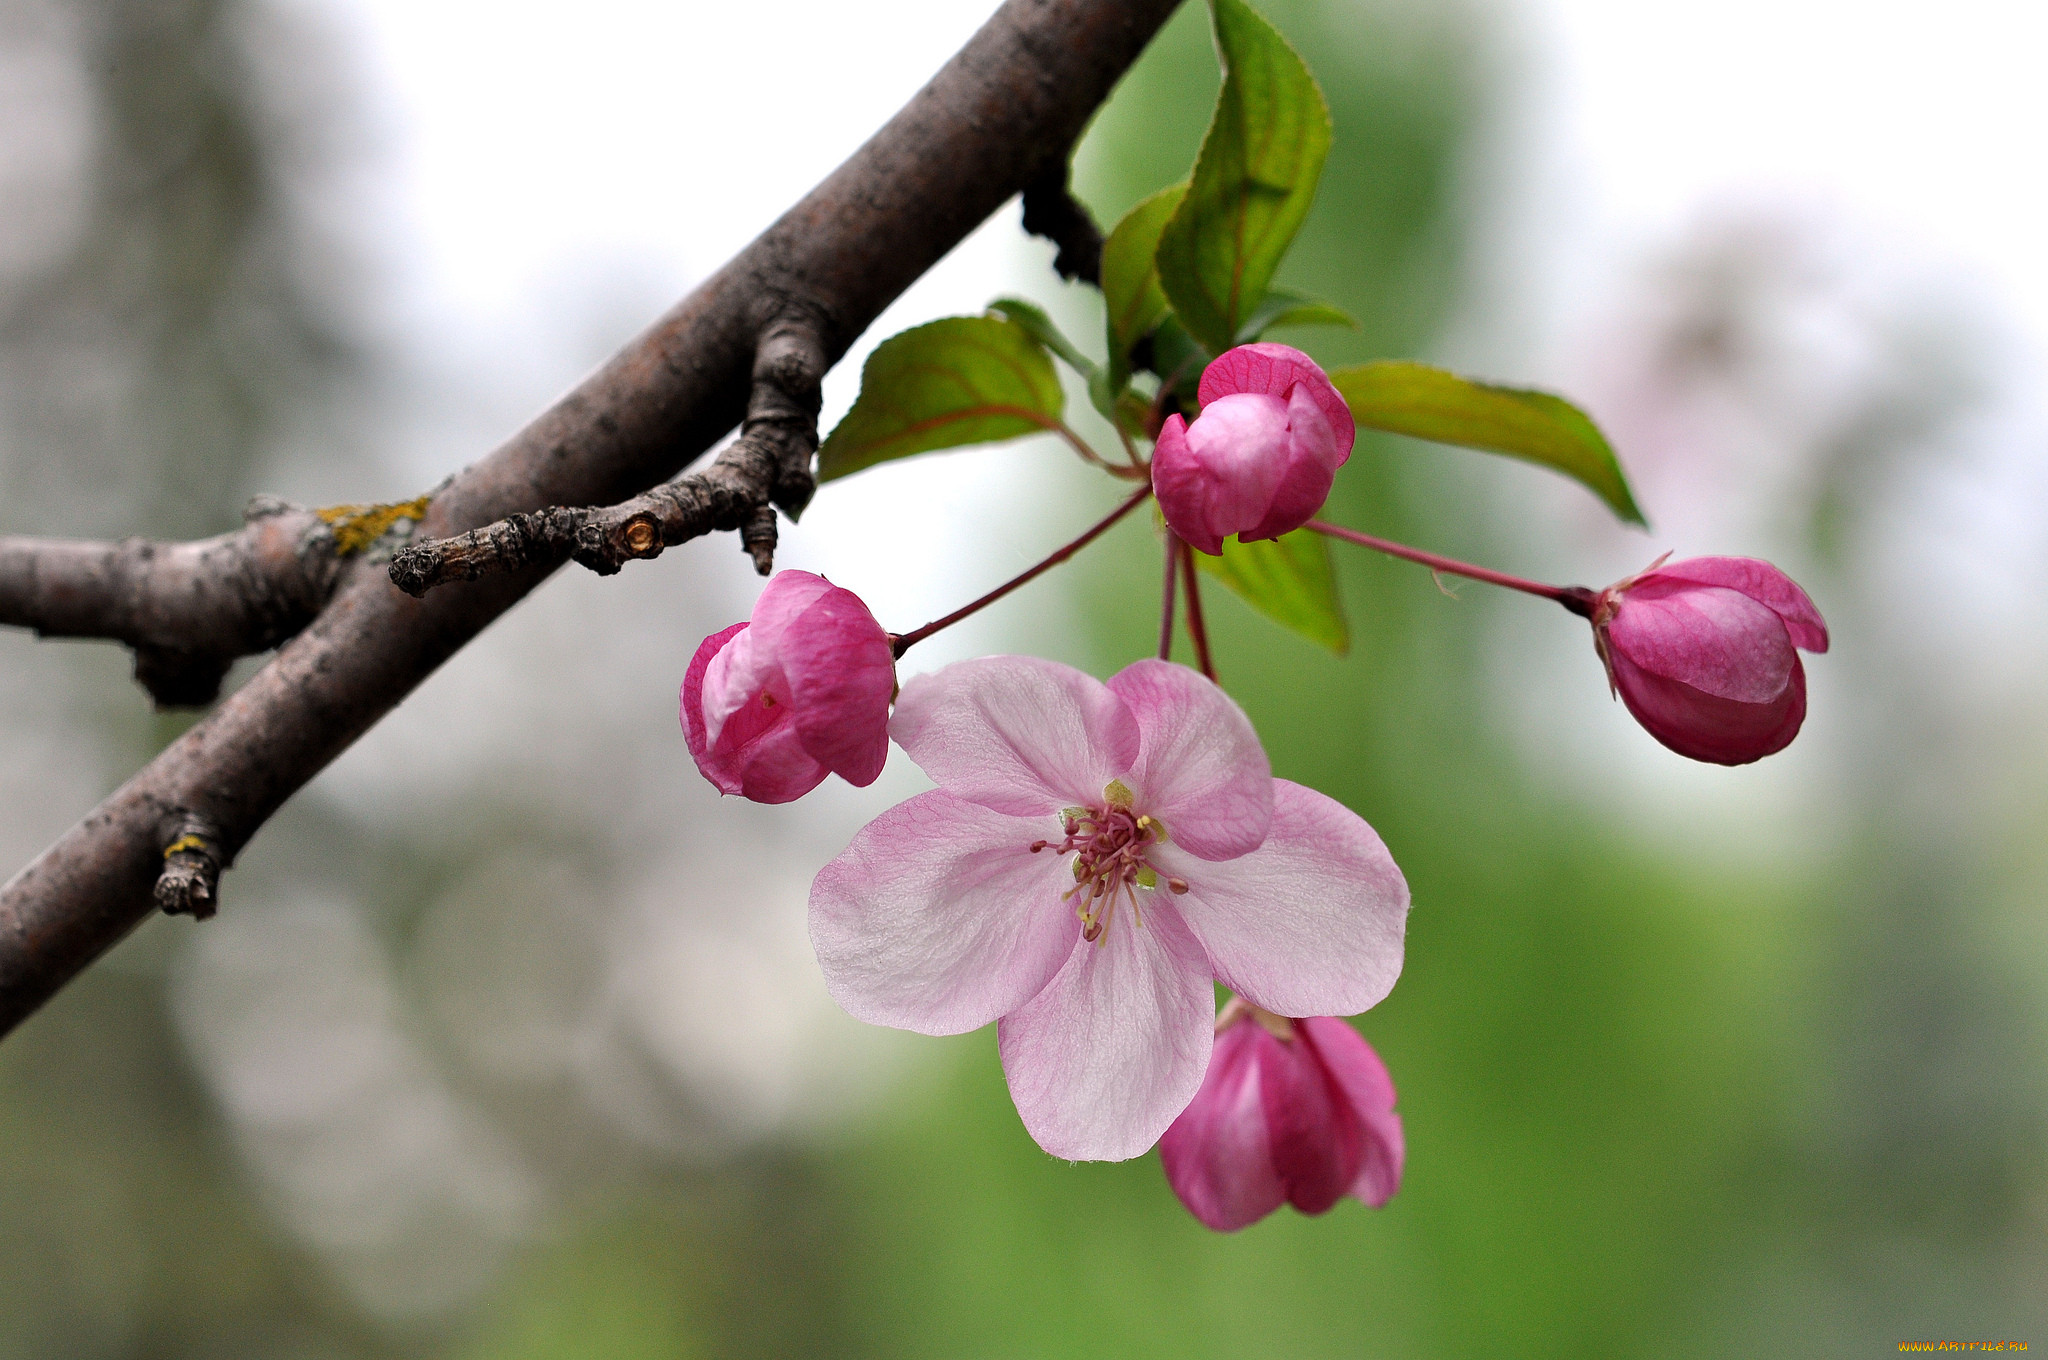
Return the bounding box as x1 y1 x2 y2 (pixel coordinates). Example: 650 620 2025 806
2 0 2043 1356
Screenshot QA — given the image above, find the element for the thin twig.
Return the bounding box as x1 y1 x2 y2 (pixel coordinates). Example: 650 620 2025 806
1178 539 1216 683
1159 528 1180 661
1306 519 1584 607
893 483 1153 657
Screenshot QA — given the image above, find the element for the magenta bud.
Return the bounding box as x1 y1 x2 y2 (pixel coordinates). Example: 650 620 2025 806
1152 343 1356 555
1160 1002 1403 1232
1591 555 1829 766
680 570 895 803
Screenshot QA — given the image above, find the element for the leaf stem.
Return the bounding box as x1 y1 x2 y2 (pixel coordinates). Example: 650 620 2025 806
1178 538 1217 682
1055 420 1148 480
892 483 1154 657
1306 519 1590 612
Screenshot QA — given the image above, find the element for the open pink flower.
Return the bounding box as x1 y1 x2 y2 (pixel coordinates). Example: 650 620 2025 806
809 656 1408 1161
1161 998 1403 1232
1591 555 1829 765
681 570 894 803
1152 343 1356 555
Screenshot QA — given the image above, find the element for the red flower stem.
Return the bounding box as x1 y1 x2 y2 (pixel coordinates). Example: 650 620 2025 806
1178 538 1217 682
892 483 1155 657
1305 519 1594 614
1159 528 1180 662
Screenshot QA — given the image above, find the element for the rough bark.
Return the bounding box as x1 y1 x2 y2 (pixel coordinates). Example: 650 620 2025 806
0 0 1184 1036
0 497 427 706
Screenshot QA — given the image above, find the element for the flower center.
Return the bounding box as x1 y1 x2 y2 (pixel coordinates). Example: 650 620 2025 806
1029 780 1188 944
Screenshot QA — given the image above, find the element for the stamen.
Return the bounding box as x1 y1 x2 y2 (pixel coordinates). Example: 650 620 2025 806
1034 795 1178 945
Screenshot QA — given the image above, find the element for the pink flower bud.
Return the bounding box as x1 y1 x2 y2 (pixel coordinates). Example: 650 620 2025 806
1591 555 1829 766
1160 1000 1403 1232
680 570 895 803
1152 343 1356 555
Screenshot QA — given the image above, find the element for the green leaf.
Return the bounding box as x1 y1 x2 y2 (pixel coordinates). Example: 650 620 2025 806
1234 287 1357 344
988 297 1095 378
817 315 1064 482
1155 0 1332 356
1101 183 1187 373
1194 528 1348 654
1330 361 1648 526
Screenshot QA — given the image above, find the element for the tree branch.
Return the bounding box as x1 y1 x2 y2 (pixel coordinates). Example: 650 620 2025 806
1021 158 1104 286
388 314 826 594
0 0 1185 1037
0 496 428 706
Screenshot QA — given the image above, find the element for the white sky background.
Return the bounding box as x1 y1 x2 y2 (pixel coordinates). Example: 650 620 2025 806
1531 0 2048 337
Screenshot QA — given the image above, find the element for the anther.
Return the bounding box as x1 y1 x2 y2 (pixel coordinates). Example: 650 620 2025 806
1166 877 1189 894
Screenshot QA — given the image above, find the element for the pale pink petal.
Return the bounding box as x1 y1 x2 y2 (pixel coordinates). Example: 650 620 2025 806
1609 647 1808 766
1105 659 1271 860
1198 342 1356 461
996 904 1214 1161
1609 585 1794 703
1160 780 1408 1018
781 585 895 786
810 791 1079 1035
890 656 1140 815
1298 1017 1404 1208
1159 1019 1285 1231
1261 1023 1352 1214
1644 556 1829 652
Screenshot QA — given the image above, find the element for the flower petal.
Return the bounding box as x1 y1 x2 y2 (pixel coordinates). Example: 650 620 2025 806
782 585 896 787
1155 396 1296 556
1609 584 1794 703
1161 780 1408 1017
1241 385 1341 543
1297 1017 1403 1208
1643 556 1829 653
810 791 1079 1035
1261 1023 1353 1215
1198 343 1356 463
1609 647 1808 766
743 569 838 649
890 656 1140 816
681 622 746 783
1160 1018 1286 1231
996 904 1214 1161
1150 413 1226 557
701 621 788 751
725 717 830 803
1105 659 1271 860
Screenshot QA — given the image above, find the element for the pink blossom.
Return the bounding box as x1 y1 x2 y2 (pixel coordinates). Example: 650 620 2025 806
1591 555 1829 765
680 570 895 803
1152 343 1356 555
1161 998 1404 1232
809 656 1408 1161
